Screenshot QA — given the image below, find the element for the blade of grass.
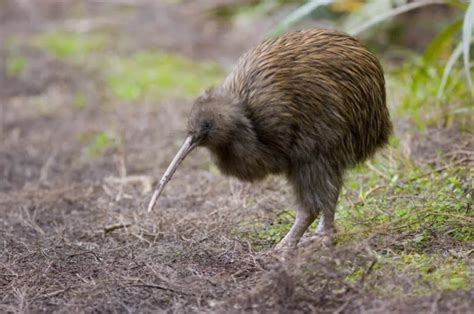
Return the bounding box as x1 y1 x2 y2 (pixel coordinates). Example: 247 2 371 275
423 18 463 64
349 0 445 36
269 0 333 37
437 42 464 99
462 0 474 95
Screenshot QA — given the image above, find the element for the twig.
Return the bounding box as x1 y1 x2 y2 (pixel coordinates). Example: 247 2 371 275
39 152 57 184
104 223 132 234
334 221 398 239
429 292 442 314
351 185 384 206
357 259 377 289
117 156 126 201
349 157 470 208
366 161 391 181
445 149 473 157
34 287 70 300
245 240 265 271
20 206 45 235
104 175 153 193
426 212 474 222
68 251 102 262
407 158 469 183
127 282 196 296
334 294 357 314
391 214 431 231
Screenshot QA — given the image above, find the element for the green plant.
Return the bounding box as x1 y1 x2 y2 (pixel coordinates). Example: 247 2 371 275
438 0 474 98
105 51 223 101
392 254 472 292
270 0 333 36
6 55 28 76
272 0 474 99
83 131 120 159
211 0 304 21
73 92 87 109
34 31 108 59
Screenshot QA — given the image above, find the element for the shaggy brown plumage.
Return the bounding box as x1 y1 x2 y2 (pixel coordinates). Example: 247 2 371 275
152 28 392 248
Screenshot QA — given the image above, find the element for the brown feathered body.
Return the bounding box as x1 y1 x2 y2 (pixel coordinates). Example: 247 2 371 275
187 28 392 247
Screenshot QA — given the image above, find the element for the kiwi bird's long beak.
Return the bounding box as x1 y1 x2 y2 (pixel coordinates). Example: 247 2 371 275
147 135 199 212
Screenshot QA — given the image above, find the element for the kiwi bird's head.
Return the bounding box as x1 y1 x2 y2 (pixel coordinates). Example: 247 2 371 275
147 87 249 212
187 87 247 149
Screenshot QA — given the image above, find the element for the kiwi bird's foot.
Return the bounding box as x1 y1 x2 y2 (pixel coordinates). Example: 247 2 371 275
272 239 299 261
274 210 316 252
274 237 298 251
298 232 335 248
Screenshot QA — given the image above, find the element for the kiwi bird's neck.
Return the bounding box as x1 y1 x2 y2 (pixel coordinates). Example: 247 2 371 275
208 129 267 182
207 114 288 181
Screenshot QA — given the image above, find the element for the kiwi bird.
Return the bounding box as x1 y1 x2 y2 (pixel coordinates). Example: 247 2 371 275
148 28 392 249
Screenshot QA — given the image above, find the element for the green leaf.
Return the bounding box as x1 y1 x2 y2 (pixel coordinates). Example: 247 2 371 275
437 42 464 99
269 0 333 37
462 0 474 95
349 0 445 36
444 0 469 10
422 19 463 64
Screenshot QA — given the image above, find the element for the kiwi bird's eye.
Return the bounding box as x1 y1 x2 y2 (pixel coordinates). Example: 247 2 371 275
201 121 212 130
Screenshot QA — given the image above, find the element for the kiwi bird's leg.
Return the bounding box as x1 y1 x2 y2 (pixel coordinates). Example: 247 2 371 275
306 162 342 246
279 160 343 249
316 210 335 235
308 208 337 247
275 208 316 249
147 136 198 212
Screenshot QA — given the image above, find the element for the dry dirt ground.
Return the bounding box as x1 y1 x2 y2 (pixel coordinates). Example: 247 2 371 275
0 1 473 313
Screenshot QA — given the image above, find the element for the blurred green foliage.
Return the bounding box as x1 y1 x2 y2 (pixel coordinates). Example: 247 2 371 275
271 0 474 99
213 0 474 103
213 0 304 20
6 55 28 76
105 52 223 101
83 131 120 159
389 60 472 128
34 31 108 59
33 31 223 102
394 254 472 291
73 92 87 109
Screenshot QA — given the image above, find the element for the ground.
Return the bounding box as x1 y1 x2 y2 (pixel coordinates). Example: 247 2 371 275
0 1 472 313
